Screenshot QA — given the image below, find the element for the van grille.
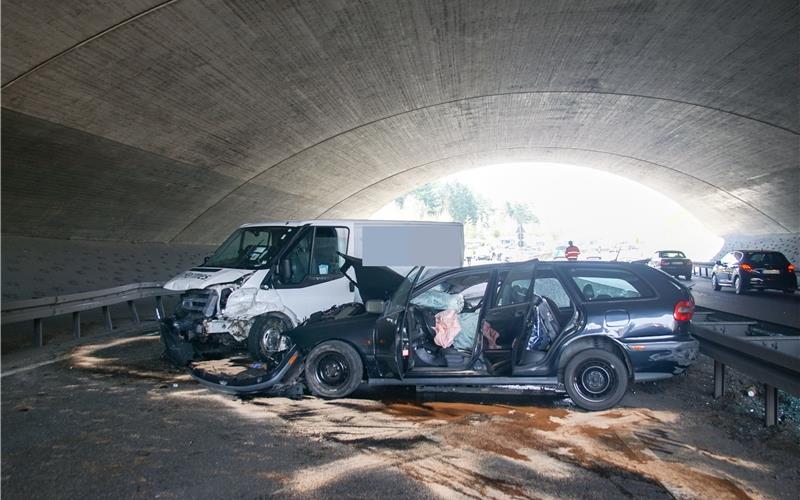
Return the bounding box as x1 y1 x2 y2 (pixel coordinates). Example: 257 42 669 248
180 289 216 317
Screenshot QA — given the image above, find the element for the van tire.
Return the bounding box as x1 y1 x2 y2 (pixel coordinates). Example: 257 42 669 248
305 341 363 399
564 349 628 411
247 315 291 362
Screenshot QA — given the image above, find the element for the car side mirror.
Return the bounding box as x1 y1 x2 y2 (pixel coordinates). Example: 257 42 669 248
280 259 292 282
365 299 385 314
203 255 210 264
715 260 722 266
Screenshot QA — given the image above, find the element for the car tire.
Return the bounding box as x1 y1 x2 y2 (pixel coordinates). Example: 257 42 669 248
734 276 745 295
711 274 721 291
564 349 629 411
305 340 363 399
247 315 291 362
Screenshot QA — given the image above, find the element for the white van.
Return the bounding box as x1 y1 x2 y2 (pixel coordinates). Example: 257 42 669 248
161 219 463 364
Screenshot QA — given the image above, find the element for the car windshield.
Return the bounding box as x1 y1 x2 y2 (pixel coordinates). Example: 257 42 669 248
745 252 788 267
204 226 296 269
658 251 686 258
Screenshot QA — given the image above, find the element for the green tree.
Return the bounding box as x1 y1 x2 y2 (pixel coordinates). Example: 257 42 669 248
505 202 539 226
443 182 480 224
411 184 443 216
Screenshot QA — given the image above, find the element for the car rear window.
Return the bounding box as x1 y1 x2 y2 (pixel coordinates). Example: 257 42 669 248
658 251 686 258
744 252 789 266
570 269 655 301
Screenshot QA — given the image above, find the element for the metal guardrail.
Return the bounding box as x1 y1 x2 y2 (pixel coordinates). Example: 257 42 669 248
1 282 179 348
692 261 715 278
692 321 800 426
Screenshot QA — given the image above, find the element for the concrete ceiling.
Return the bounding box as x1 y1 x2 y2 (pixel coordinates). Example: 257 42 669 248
2 0 797 244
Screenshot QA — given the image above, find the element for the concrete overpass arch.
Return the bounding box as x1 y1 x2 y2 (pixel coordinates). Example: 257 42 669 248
1 0 797 246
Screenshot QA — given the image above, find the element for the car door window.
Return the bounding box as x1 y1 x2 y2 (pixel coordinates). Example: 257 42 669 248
570 269 654 301
533 276 572 308
494 264 534 307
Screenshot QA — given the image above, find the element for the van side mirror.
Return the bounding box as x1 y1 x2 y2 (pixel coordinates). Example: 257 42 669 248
715 260 722 266
365 299 385 314
280 259 292 282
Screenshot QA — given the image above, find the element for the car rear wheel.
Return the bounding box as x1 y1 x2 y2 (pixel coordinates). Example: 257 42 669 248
564 349 629 411
305 340 363 398
734 276 745 295
711 274 721 291
248 315 291 362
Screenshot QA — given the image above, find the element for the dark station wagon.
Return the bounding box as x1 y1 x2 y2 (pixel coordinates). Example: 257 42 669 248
193 258 699 411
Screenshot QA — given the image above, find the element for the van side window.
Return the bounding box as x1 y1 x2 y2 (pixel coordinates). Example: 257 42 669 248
284 231 312 284
570 269 654 301
311 227 349 276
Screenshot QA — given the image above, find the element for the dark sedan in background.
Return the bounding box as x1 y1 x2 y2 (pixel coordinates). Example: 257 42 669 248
648 250 692 280
712 250 797 295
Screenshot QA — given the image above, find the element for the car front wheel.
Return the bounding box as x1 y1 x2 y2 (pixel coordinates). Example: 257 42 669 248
305 340 363 398
711 274 721 291
564 349 629 411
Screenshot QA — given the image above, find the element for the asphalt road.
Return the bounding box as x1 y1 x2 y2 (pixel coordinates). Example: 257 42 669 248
3 332 798 499
689 277 800 329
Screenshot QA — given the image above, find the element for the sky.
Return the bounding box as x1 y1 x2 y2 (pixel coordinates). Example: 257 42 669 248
372 162 724 260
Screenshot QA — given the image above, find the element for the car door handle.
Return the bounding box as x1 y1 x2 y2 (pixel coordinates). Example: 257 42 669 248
513 310 525 317
605 310 630 328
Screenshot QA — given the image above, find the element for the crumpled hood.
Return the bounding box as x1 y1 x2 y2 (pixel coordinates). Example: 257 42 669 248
163 267 254 291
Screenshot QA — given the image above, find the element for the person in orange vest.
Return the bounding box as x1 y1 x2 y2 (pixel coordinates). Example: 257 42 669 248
565 241 580 260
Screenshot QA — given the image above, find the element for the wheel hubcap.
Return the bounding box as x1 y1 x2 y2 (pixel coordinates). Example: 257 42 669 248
573 360 618 402
260 320 286 354
317 353 349 387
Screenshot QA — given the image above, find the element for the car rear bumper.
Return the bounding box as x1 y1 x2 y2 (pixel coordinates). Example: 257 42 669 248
742 274 797 290
659 266 692 276
623 337 699 378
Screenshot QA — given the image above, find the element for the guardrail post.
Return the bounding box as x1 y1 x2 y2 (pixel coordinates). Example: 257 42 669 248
128 300 140 324
764 384 778 427
155 295 165 320
102 306 113 331
72 311 81 339
33 318 43 347
713 360 725 398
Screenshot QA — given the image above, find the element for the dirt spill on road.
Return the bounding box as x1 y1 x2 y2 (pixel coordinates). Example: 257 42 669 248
75 337 768 499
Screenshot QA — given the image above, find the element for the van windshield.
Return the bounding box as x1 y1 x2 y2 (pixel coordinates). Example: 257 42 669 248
204 226 296 269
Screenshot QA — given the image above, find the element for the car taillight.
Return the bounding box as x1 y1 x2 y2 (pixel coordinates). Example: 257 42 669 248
789 264 796 273
660 260 668 267
674 300 694 322
740 263 753 272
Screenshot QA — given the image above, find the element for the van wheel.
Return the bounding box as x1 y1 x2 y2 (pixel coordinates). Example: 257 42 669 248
247 315 291 362
711 274 721 291
305 341 363 398
564 349 628 411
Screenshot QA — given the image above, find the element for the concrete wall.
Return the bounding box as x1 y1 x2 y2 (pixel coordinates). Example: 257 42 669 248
1 236 214 302
1 0 797 244
714 234 800 265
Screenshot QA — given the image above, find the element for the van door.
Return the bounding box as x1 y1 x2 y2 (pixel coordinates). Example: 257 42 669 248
272 226 354 323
